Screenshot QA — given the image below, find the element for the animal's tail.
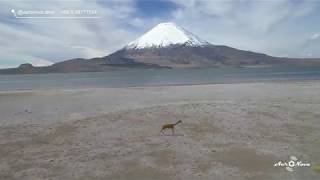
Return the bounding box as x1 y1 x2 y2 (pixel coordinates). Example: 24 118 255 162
159 127 164 135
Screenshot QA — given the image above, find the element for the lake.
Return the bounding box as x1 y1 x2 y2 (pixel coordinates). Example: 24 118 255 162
0 66 320 91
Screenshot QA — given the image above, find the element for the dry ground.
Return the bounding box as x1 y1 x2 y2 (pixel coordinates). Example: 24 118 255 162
1 82 320 179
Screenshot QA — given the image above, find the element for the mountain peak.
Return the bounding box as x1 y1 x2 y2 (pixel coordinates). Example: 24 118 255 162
125 22 210 49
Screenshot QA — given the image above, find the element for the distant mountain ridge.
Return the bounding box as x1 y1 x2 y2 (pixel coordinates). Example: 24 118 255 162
1 22 320 74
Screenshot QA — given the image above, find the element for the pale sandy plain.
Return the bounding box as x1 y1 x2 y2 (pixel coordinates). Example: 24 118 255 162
0 81 320 180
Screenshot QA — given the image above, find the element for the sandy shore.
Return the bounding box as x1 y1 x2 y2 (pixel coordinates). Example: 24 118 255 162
1 81 320 179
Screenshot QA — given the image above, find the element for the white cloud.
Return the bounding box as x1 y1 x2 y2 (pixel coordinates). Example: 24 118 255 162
172 0 314 32
170 0 317 57
70 45 107 58
309 33 320 40
30 58 54 67
0 0 139 68
297 32 320 57
0 51 53 68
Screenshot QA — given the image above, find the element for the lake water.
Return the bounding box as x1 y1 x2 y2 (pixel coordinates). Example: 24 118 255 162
0 66 320 91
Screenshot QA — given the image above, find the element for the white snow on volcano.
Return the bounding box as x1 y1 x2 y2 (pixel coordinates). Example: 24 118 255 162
126 22 210 49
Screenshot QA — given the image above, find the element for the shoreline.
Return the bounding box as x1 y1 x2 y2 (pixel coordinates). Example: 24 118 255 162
1 78 320 93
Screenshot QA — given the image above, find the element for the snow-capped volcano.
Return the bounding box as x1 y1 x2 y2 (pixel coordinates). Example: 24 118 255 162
5 22 313 74
126 22 210 49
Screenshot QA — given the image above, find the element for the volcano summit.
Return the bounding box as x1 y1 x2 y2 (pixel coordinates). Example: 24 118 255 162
125 22 209 49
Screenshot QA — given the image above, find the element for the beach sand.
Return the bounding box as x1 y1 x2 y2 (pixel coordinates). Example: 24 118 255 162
1 81 320 179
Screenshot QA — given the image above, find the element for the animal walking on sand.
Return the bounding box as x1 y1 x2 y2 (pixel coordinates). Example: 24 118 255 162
160 120 182 135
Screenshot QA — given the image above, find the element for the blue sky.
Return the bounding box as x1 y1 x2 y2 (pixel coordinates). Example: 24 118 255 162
0 0 320 68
